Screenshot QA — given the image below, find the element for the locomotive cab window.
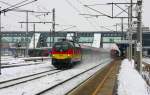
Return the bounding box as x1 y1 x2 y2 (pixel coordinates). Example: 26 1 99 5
53 42 70 51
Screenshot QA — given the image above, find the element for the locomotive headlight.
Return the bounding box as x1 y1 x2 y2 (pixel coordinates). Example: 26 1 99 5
67 54 70 56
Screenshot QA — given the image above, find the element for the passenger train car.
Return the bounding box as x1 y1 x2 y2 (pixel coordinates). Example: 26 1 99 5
51 39 82 69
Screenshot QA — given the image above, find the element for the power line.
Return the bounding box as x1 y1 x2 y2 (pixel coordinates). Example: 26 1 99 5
81 1 101 31
84 5 111 18
0 0 39 30
0 1 52 30
34 2 79 31
83 3 108 6
33 3 81 31
84 9 102 30
65 0 81 13
0 1 12 6
2 0 37 13
2 0 31 11
76 0 115 31
65 0 100 31
76 0 100 30
0 1 26 18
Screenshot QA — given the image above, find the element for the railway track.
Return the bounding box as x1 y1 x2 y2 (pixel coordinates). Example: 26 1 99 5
35 60 111 95
1 62 43 69
0 69 61 89
67 59 121 95
1 57 51 69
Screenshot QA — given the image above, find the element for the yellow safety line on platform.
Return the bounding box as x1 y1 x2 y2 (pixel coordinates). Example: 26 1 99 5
92 63 115 95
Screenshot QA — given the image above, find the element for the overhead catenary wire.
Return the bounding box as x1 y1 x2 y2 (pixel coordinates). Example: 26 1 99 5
81 1 103 31
34 4 55 29
0 0 40 31
0 1 29 19
84 8 104 31
1 0 133 31
1 0 31 11
76 0 101 30
65 0 100 31
85 0 133 32
0 0 52 31
2 0 37 13
76 0 111 18
0 1 13 6
83 3 108 6
33 3 79 31
65 0 81 13
76 0 115 31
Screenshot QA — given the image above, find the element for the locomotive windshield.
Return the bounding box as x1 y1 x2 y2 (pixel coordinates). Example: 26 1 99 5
53 42 71 51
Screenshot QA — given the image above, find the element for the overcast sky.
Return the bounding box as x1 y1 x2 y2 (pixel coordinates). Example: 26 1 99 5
0 0 149 31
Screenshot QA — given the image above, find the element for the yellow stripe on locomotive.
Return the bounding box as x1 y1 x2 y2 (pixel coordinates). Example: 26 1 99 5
52 54 72 59
52 53 81 60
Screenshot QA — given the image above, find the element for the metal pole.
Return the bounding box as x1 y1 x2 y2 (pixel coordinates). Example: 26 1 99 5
52 8 55 46
127 6 130 60
121 18 124 40
136 0 142 73
128 1 133 61
131 0 133 21
129 0 133 61
25 11 29 57
112 2 113 18
0 7 1 75
130 0 133 61
33 24 35 49
100 36 103 48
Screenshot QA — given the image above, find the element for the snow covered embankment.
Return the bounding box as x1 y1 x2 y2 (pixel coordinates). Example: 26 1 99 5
142 58 150 89
118 59 150 95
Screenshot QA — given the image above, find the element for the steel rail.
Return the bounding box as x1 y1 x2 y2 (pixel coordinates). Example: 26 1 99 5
0 69 61 89
35 61 109 95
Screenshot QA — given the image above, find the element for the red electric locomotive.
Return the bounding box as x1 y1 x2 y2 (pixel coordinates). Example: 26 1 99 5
51 39 82 69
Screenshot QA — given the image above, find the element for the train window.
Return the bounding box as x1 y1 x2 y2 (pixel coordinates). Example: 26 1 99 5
62 44 69 51
53 42 69 51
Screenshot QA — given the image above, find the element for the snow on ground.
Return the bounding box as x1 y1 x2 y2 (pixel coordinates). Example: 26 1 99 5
0 58 112 95
0 52 108 82
0 53 112 95
142 57 150 88
118 59 150 95
0 58 54 82
42 59 111 95
1 56 25 65
2 56 50 65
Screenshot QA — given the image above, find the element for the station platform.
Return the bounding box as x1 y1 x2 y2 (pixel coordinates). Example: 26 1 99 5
67 59 121 95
